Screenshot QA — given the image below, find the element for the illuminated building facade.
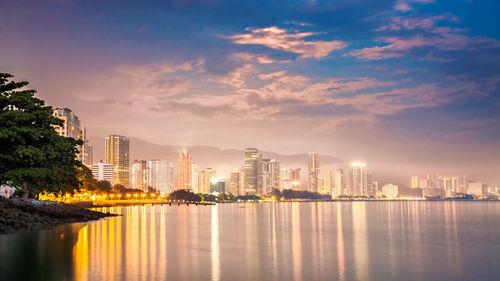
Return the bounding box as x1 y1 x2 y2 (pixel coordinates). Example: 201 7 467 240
351 163 368 196
198 168 216 194
52 107 90 165
92 162 113 184
147 159 174 194
244 148 261 195
131 160 148 191
177 152 192 190
105 135 130 188
308 153 320 193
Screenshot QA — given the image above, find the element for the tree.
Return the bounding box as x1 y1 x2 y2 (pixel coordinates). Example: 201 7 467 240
78 165 96 191
95 180 112 192
169 190 202 202
0 73 82 198
270 189 282 200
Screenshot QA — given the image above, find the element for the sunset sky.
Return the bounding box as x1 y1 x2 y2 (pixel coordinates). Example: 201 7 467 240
1 0 499 184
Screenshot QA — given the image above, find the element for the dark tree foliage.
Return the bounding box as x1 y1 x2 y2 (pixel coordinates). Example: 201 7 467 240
94 180 113 192
236 194 262 201
281 189 326 200
169 190 202 202
147 186 159 193
113 184 143 194
270 189 282 200
0 73 82 198
78 165 95 190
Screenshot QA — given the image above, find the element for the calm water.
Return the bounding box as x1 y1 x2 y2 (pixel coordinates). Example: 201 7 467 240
0 201 499 281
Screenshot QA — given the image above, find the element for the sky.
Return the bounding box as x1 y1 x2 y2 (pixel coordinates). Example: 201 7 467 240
1 0 499 184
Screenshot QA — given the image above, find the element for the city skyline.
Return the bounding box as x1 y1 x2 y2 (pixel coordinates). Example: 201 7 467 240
51 105 497 195
1 0 499 185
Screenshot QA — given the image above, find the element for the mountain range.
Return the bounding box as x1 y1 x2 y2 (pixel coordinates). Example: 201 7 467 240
88 136 343 181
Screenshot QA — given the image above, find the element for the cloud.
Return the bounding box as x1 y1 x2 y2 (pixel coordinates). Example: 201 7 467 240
227 26 347 59
233 52 291 64
210 64 256 89
348 14 499 60
394 0 434 11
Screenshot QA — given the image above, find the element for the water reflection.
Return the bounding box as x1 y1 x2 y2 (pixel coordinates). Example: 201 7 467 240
0 202 499 281
336 203 345 281
211 205 220 281
291 202 302 281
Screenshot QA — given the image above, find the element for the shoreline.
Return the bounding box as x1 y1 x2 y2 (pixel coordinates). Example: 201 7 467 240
0 198 117 235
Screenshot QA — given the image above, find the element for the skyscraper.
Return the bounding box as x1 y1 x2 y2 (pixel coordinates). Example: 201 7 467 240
411 176 420 189
52 107 89 165
458 175 468 194
83 143 93 168
148 159 174 194
244 148 261 195
261 159 280 194
230 170 242 196
351 163 368 196
105 135 130 188
198 168 216 194
210 178 226 194
334 169 344 197
177 152 192 190
308 153 320 193
321 170 332 195
289 168 301 190
192 163 199 193
131 160 148 191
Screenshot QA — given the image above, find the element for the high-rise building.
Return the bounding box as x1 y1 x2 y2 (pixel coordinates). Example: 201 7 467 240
367 172 377 196
52 107 89 165
210 178 226 194
351 163 368 196
244 148 261 195
308 153 320 193
192 163 199 193
321 170 332 195
177 152 192 190
83 143 93 168
148 160 174 194
467 182 483 196
382 184 398 198
458 175 468 194
198 168 216 194
230 170 242 196
105 135 130 188
261 159 280 194
411 176 420 189
442 177 458 197
289 168 301 190
334 169 344 197
131 160 148 191
92 163 113 184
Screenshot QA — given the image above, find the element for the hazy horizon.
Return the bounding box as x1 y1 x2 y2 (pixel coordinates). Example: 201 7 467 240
1 0 499 185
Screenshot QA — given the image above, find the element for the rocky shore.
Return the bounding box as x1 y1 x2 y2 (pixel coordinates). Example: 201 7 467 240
0 198 117 234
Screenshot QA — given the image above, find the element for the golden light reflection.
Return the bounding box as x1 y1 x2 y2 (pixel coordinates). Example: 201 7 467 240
211 205 220 281
271 203 278 280
73 226 88 281
140 206 147 280
159 205 167 280
336 203 345 281
292 202 302 281
352 202 370 281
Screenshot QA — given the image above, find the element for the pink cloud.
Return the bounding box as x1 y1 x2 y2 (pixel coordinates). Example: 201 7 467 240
233 52 291 64
348 32 497 60
228 26 347 59
351 13 499 61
